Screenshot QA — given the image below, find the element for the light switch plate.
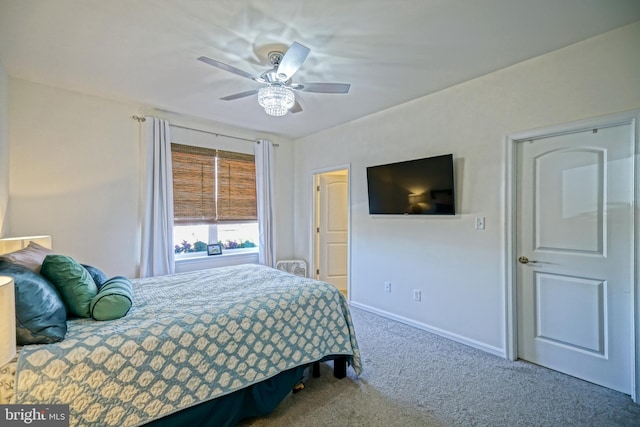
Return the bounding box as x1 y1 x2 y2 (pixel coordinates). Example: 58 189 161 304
475 216 485 230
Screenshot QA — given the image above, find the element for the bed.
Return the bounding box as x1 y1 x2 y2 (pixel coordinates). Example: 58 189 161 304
1 263 362 427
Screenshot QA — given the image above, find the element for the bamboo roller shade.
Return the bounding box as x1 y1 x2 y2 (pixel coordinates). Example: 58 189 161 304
171 143 257 225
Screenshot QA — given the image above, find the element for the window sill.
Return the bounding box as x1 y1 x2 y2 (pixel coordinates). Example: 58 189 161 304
175 247 258 261
174 248 259 273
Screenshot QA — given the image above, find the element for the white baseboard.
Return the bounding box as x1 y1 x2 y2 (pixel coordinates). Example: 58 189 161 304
349 300 506 359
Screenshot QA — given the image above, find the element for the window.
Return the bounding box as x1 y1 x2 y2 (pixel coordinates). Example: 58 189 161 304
171 143 258 255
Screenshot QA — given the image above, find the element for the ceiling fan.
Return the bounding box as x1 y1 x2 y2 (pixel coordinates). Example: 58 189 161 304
197 42 350 116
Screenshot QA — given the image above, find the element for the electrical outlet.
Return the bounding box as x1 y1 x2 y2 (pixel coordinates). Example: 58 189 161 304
413 289 421 301
475 216 485 230
384 281 391 292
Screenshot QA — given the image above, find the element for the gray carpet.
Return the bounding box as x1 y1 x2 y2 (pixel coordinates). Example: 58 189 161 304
240 307 640 426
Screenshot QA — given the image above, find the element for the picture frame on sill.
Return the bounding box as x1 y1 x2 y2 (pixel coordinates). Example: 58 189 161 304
207 243 223 256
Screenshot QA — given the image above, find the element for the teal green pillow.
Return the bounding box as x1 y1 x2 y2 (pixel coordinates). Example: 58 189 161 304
90 276 133 321
41 255 98 318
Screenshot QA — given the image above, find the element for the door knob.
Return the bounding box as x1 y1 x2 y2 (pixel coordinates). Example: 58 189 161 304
518 256 538 264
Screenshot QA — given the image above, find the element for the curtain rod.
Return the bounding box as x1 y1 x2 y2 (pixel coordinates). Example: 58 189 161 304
131 115 277 146
170 124 258 143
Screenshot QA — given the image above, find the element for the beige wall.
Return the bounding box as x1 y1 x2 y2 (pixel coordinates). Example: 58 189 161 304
293 22 640 354
6 81 296 277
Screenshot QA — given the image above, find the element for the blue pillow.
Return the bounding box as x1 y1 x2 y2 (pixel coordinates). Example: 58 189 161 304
82 264 109 290
0 260 67 344
90 276 133 321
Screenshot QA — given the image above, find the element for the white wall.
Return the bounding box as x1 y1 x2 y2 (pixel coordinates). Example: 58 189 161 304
293 22 640 355
0 60 9 235
7 80 296 278
8 80 141 277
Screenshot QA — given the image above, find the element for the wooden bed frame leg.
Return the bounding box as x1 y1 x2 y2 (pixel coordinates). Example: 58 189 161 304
333 358 347 379
312 358 347 379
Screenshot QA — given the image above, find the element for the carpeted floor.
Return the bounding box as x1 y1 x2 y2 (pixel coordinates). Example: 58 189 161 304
240 306 640 426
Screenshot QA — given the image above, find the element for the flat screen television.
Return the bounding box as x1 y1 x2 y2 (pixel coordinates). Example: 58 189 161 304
366 154 455 215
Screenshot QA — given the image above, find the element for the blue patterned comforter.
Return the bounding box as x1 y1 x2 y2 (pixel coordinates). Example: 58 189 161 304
15 264 361 427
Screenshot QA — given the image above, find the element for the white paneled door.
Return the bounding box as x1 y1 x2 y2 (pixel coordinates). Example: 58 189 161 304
516 123 633 394
317 172 348 292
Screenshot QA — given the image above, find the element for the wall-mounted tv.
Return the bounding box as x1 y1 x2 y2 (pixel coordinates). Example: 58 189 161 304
366 154 455 215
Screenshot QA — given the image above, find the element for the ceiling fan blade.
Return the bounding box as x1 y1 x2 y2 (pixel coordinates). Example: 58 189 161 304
276 42 310 80
197 56 255 80
298 82 351 94
220 89 259 101
290 101 303 114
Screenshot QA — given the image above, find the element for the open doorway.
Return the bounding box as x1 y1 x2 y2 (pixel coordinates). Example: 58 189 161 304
312 167 350 298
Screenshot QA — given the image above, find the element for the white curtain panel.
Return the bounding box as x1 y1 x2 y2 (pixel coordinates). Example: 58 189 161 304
140 117 175 277
255 140 276 267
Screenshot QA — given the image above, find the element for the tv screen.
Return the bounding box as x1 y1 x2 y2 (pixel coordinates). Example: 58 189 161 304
366 154 455 215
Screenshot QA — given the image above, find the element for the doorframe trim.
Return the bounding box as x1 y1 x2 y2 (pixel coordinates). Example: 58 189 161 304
504 110 639 401
310 164 352 300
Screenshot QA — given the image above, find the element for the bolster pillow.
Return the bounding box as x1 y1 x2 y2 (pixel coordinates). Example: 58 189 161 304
90 276 133 321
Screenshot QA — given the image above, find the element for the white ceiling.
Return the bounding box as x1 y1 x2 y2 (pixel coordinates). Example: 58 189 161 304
1 0 639 139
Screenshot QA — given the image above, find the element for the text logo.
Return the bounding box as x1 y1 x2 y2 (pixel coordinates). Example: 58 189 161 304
0 405 69 426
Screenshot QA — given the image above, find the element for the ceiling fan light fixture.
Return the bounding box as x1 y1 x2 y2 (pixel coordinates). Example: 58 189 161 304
198 41 349 116
258 86 295 116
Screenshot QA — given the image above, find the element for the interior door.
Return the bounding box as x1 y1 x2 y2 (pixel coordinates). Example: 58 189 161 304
316 171 348 293
516 123 634 394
